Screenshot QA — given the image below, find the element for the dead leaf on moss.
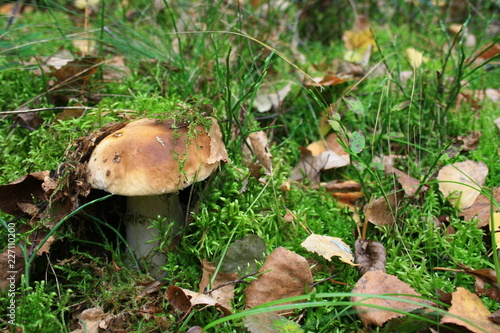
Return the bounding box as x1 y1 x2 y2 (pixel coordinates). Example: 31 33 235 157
301 234 356 265
0 245 24 292
354 239 386 276
199 260 238 311
385 166 426 196
183 288 232 316
248 131 273 173
352 270 426 327
460 187 500 227
290 134 350 183
461 264 500 302
437 160 488 209
165 286 192 313
364 192 403 227
0 171 49 217
71 307 106 333
253 82 292 113
440 287 500 333
457 131 481 151
245 247 313 315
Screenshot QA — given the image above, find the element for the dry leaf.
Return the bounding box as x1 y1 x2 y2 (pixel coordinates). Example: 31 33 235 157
364 192 402 227
354 239 386 275
165 286 192 313
457 131 481 151
342 15 376 63
71 307 106 333
0 171 49 217
305 74 348 87
437 160 488 209
405 47 423 69
290 134 350 183
248 131 273 173
253 82 292 113
385 166 426 196
301 234 356 265
199 260 238 311
183 288 232 316
459 264 500 302
492 212 500 251
460 188 500 227
352 270 425 327
0 245 24 293
245 247 313 315
440 287 500 333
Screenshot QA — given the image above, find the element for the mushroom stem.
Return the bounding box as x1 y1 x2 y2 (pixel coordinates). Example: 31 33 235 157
125 194 184 274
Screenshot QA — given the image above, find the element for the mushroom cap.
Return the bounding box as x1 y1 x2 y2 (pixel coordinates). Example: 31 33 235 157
86 117 228 196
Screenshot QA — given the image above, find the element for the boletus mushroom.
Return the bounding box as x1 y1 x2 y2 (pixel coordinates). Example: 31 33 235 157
86 117 228 274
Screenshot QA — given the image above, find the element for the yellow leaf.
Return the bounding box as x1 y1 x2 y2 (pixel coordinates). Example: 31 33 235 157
301 234 356 265
493 212 500 250
405 47 423 69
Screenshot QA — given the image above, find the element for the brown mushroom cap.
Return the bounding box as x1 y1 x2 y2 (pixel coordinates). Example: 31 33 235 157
86 117 228 196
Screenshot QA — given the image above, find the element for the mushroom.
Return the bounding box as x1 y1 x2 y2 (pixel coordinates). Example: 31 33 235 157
86 117 228 274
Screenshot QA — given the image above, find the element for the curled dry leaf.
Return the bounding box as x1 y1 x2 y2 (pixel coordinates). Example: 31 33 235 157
165 285 232 316
440 287 500 333
354 239 386 276
437 160 488 209
364 192 403 227
351 270 426 327
248 131 273 173
290 133 350 183
301 234 356 265
165 286 192 313
199 260 238 311
245 247 313 315
458 263 500 302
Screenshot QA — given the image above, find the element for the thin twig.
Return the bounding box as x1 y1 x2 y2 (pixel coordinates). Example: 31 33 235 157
204 271 261 294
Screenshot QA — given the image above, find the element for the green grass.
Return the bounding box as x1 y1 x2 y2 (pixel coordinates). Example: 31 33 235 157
0 0 499 332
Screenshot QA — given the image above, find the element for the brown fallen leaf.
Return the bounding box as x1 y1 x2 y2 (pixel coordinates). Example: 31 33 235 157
0 245 24 293
490 310 500 325
182 288 232 316
385 166 426 196
351 270 426 327
253 82 292 113
459 187 500 228
199 260 238 311
0 171 49 217
305 73 348 88
290 134 350 183
437 160 488 209
165 286 192 313
247 131 273 173
457 131 481 151
301 234 356 265
245 247 313 315
71 307 106 333
354 239 386 276
440 287 500 333
363 192 403 227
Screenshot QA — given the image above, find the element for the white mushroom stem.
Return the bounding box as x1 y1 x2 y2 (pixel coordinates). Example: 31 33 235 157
125 194 184 274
